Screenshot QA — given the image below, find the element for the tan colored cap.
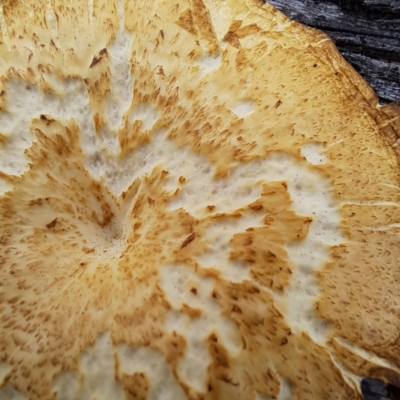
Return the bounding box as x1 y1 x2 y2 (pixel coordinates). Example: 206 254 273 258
0 1 400 399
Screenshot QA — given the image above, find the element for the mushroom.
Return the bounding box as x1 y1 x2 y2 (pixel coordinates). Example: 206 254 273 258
0 0 399 399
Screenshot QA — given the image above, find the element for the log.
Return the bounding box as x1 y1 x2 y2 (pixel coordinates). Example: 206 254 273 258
266 0 400 104
361 378 391 400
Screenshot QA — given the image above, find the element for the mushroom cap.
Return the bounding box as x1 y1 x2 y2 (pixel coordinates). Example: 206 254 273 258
0 0 400 399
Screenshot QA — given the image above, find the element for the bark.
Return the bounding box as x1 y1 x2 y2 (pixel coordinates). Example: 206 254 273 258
266 0 400 103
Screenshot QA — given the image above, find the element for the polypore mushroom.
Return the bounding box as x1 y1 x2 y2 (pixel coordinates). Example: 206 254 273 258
0 0 400 399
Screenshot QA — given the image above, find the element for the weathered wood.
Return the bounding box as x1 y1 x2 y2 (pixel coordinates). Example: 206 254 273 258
266 0 400 103
342 53 400 102
336 0 400 12
329 31 400 61
361 378 391 400
266 1 400 39
363 0 400 12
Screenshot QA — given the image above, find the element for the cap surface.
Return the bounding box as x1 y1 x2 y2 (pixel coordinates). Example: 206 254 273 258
0 0 400 399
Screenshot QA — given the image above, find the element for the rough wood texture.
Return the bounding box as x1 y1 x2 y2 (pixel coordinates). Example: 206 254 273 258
266 0 400 104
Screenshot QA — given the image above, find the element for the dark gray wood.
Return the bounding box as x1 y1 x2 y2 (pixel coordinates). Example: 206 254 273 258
364 0 400 12
361 378 391 400
337 0 400 12
266 0 400 104
266 1 400 39
329 31 400 61
342 53 400 102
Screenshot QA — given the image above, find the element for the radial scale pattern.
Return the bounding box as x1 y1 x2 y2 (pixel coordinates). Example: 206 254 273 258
0 1 400 399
